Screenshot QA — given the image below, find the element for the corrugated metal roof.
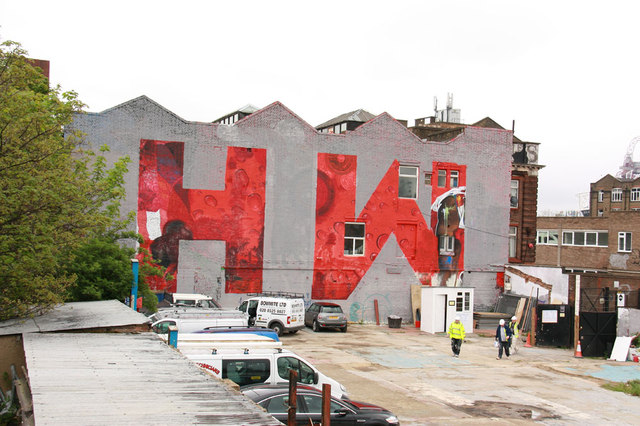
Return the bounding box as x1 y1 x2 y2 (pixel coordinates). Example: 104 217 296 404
23 333 282 425
316 109 376 129
0 300 150 336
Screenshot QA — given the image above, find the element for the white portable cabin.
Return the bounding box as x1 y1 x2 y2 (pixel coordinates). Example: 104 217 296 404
420 287 474 334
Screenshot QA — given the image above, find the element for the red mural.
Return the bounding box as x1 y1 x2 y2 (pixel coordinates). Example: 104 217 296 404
312 154 466 299
137 140 266 293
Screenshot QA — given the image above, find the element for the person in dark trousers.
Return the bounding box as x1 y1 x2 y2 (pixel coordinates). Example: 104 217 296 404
495 318 512 360
448 316 465 358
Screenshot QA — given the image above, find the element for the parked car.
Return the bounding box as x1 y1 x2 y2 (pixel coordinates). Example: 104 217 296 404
242 384 399 425
305 302 348 332
195 326 280 342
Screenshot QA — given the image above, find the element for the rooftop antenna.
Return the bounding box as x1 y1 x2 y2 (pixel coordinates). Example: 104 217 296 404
433 96 438 116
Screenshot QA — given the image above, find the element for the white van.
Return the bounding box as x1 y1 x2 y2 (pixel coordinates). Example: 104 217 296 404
152 317 248 334
160 332 282 349
186 347 348 399
238 295 305 336
168 293 220 308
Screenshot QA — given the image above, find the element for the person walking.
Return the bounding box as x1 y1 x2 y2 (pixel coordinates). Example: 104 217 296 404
495 318 512 360
448 316 465 358
509 315 520 354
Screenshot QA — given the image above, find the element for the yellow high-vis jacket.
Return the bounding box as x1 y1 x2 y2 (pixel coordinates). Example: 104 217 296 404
448 321 466 340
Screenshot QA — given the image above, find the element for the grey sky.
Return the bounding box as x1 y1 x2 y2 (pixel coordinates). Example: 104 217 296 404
2 0 639 213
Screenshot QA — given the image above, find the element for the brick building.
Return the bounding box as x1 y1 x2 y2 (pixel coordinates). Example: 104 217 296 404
68 96 514 320
589 174 640 217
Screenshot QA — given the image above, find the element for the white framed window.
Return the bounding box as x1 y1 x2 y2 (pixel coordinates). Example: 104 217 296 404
450 170 459 188
398 166 418 199
456 291 471 312
562 230 608 247
598 190 604 202
510 180 519 208
598 209 604 217
344 223 365 256
340 122 347 133
618 232 632 252
509 226 517 258
537 230 559 245
439 235 455 254
632 188 640 202
334 124 340 134
612 188 623 202
437 170 446 187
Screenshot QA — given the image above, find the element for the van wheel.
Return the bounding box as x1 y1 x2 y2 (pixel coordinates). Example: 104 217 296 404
341 325 347 333
312 321 320 332
270 323 283 336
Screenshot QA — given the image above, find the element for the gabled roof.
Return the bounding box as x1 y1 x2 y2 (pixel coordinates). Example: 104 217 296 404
316 109 376 129
471 117 521 143
97 95 189 122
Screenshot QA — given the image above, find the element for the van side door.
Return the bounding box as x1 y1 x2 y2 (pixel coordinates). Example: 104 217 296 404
221 358 271 387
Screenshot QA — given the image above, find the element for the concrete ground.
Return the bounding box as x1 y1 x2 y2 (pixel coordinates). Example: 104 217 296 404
282 324 640 425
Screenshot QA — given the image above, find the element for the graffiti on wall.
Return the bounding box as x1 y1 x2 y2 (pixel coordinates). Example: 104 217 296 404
137 140 266 293
312 154 467 299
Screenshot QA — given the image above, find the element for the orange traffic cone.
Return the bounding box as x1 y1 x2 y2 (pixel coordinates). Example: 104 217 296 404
574 341 583 358
524 332 532 348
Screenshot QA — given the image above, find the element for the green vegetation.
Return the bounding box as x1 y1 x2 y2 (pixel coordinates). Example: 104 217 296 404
0 39 159 320
603 380 640 397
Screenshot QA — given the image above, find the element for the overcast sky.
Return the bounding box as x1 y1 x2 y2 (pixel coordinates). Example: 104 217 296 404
2 0 639 214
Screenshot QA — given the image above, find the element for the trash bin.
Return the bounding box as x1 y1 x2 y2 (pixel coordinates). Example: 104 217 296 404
388 315 402 328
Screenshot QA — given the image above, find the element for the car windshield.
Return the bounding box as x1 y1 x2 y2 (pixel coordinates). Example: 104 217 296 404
321 305 343 313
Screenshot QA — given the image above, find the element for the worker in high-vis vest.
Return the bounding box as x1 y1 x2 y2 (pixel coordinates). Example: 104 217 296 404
448 316 466 358
509 316 520 354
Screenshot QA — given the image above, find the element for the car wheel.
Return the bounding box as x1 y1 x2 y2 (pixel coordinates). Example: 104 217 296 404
270 323 283 336
312 320 320 332
341 325 347 333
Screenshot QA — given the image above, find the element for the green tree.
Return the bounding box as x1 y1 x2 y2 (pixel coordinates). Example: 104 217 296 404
0 40 158 319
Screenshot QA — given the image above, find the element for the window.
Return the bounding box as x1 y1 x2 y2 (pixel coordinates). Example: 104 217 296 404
222 359 270 387
344 223 365 256
299 394 351 415
340 122 347 133
598 209 604 217
562 231 608 247
536 230 559 245
509 226 517 258
632 188 640 202
510 180 519 208
437 170 446 187
277 357 316 384
612 188 623 202
456 291 471 312
439 235 455 254
598 190 604 202
398 166 418 199
424 172 432 185
450 170 459 188
618 232 632 252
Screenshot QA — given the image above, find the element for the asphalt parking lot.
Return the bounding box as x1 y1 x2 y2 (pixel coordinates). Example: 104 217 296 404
281 323 640 425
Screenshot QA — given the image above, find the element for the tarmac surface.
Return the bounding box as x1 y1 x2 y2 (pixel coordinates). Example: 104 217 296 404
282 323 640 425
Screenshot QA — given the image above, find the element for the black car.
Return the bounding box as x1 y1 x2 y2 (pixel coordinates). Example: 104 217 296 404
305 302 348 332
242 384 400 425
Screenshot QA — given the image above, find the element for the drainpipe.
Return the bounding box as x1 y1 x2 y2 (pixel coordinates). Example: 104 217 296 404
131 259 139 311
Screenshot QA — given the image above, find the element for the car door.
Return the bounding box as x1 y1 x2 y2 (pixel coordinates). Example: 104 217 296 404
298 392 358 426
305 304 318 326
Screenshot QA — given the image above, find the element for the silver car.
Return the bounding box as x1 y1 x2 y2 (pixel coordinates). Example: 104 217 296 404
305 302 348 332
